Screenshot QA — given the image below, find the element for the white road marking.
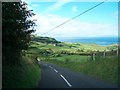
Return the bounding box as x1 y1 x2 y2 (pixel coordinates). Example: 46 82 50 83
49 66 52 68
54 69 58 73
49 66 53 69
49 66 58 73
48 65 72 87
60 74 72 87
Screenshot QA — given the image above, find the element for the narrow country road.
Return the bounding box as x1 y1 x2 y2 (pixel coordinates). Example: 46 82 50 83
37 61 118 88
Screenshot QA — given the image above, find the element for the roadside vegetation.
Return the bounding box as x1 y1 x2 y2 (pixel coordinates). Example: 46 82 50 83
2 2 41 88
30 36 119 84
3 54 41 88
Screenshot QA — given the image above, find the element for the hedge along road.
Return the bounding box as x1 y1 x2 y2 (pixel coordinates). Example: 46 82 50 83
37 61 118 88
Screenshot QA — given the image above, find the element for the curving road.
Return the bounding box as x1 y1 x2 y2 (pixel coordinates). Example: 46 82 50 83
37 61 118 88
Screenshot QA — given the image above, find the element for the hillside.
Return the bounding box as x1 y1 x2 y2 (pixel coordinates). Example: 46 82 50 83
31 36 118 53
31 36 61 44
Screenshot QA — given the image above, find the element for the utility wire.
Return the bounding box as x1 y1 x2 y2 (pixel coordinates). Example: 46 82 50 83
41 0 108 35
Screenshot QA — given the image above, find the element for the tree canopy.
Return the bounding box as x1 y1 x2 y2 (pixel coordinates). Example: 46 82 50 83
2 2 36 63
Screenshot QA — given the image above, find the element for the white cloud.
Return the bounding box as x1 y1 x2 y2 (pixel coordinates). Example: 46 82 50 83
43 0 71 14
72 6 77 12
32 14 118 38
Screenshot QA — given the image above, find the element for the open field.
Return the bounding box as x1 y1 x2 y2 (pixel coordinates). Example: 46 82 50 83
55 55 90 63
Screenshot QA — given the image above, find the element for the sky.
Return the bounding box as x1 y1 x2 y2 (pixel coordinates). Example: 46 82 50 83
22 0 118 38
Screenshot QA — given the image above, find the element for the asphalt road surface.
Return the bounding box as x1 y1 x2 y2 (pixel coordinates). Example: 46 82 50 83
37 61 118 88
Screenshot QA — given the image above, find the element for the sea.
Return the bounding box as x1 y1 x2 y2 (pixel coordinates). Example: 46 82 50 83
55 37 119 46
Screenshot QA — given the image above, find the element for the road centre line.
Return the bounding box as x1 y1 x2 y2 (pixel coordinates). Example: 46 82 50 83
49 66 53 69
53 69 58 73
49 66 58 73
60 74 72 87
48 65 72 87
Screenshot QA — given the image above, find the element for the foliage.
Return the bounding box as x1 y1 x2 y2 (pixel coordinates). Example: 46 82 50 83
2 2 40 88
2 2 36 63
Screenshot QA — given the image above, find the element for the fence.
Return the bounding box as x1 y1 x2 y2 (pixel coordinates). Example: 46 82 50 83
91 49 119 60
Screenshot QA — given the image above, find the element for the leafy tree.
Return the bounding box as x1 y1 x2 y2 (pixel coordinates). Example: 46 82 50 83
2 2 36 63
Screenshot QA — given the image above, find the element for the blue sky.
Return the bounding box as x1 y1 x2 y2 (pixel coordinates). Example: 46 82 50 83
31 2 117 24
23 0 118 38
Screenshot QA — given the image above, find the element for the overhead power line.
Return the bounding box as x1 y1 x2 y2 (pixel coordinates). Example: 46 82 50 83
41 0 108 35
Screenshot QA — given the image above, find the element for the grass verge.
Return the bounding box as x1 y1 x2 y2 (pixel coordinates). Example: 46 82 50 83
3 55 41 88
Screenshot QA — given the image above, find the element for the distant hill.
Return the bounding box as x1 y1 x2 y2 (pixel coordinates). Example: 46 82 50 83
31 36 118 51
31 36 61 44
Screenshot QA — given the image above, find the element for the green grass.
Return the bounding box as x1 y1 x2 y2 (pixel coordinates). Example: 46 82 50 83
43 55 118 84
3 53 41 88
54 55 90 63
30 41 110 54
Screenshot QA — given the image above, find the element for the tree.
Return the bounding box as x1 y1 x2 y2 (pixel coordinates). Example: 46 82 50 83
2 2 36 63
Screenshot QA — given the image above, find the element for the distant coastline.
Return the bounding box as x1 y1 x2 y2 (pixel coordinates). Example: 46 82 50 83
55 37 118 46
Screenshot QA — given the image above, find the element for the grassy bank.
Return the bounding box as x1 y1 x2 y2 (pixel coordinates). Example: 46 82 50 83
43 55 118 84
3 55 41 88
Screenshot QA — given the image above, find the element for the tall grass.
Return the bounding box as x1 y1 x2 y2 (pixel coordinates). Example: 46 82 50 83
3 55 41 88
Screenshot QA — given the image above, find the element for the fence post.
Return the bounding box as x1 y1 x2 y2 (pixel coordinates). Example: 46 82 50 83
103 50 106 57
117 49 118 56
92 53 95 60
88 55 89 61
